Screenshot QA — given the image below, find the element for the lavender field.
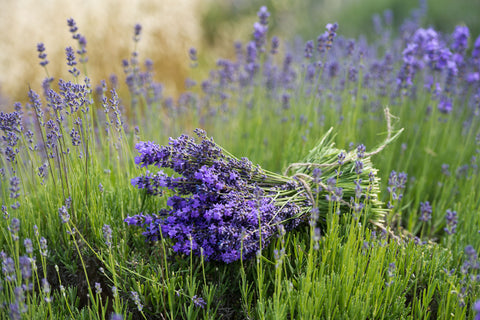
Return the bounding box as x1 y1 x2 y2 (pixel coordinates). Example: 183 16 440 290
1 2 480 319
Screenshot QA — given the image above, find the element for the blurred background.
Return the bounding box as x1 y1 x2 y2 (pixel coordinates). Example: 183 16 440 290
1 0 480 108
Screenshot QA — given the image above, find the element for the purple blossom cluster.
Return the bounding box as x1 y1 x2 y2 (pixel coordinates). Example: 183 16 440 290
456 245 480 307
1 217 52 318
386 170 407 209
419 201 432 222
126 129 309 263
444 209 457 235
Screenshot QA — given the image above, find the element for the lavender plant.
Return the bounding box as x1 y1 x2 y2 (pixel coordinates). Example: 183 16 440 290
2 2 480 318
126 113 400 263
126 128 310 263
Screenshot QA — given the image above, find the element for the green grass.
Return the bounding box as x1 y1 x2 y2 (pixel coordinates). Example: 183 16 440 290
1 6 480 320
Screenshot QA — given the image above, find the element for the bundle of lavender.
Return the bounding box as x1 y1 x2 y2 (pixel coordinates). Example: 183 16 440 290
126 112 401 263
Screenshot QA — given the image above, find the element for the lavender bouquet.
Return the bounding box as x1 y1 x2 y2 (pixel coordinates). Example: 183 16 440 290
126 115 400 263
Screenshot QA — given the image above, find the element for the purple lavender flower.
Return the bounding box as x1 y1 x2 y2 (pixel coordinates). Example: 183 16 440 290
387 171 407 208
0 111 22 132
326 187 343 202
42 278 52 303
67 18 78 35
419 201 432 222
281 93 291 110
441 164 451 176
353 202 364 214
461 245 479 278
253 22 268 51
133 23 142 42
192 295 207 308
77 35 88 63
246 41 258 65
127 130 308 263
444 209 457 235
2 255 15 281
317 33 328 54
451 25 469 53
19 255 32 280
466 72 480 83
465 245 477 260
354 179 363 199
65 47 76 67
9 176 20 199
9 217 20 241
9 301 23 320
131 291 143 311
65 46 80 77
357 144 366 159
95 282 102 295
39 237 48 257
325 23 338 49
472 35 480 59
103 224 112 247
257 6 270 26
59 205 70 223
337 152 346 165
386 262 396 286
348 66 358 82
70 128 81 146
37 43 49 66
270 36 279 55
304 40 314 59
24 238 33 254
189 47 197 62
383 9 393 26
354 160 364 175
111 314 123 320
474 300 480 320
438 96 453 114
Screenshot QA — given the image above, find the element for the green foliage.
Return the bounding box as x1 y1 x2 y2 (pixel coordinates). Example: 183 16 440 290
1 6 480 319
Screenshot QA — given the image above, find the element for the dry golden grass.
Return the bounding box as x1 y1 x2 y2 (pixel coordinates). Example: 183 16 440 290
0 0 357 110
0 0 205 107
